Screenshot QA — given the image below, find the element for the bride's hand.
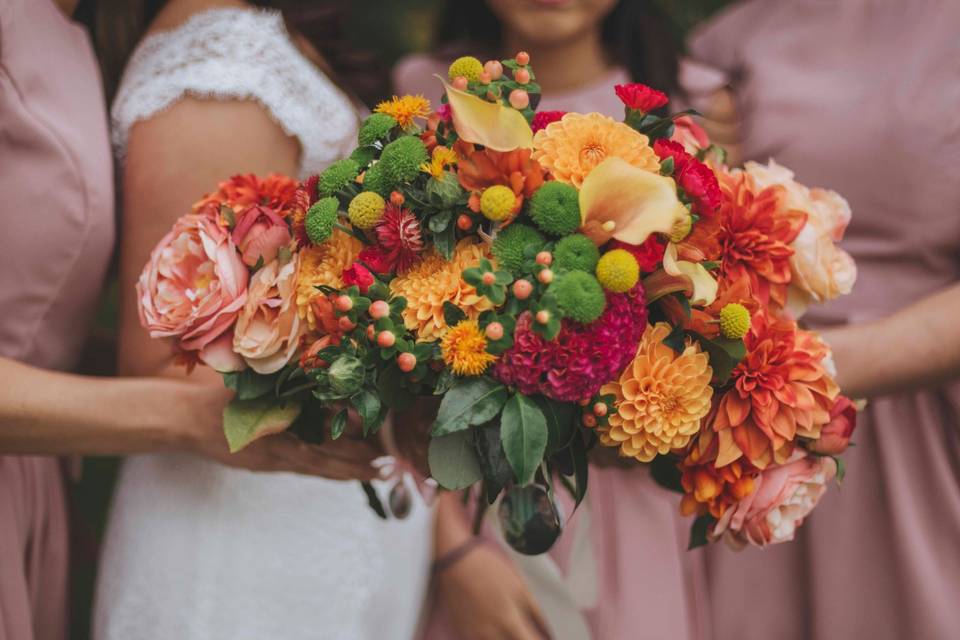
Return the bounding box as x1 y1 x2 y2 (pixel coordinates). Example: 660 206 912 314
176 384 383 481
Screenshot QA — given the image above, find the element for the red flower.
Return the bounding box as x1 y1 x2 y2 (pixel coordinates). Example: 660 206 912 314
614 83 669 112
531 110 567 132
358 245 392 274
609 236 667 273
808 395 857 455
654 139 720 216
342 261 375 294
372 204 424 274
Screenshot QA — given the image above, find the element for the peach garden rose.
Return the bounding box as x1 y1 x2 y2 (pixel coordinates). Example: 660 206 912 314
137 213 248 364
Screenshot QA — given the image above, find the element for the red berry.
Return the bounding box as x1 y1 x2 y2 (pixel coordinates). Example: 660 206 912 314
390 191 405 206
582 413 597 428
457 214 473 231
516 51 530 66
593 402 608 417
397 352 417 372
484 60 503 79
367 324 376 341
509 89 529 110
478 71 492 84
338 316 356 331
369 300 390 319
578 397 591 407
452 76 468 90
481 272 496 286
537 268 554 284
535 310 550 325
535 251 553 266
514 68 530 85
335 295 353 312
512 279 533 300
485 322 504 341
377 330 396 348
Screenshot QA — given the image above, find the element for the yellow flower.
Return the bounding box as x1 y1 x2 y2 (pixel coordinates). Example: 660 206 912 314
479 185 516 221
532 112 660 188
441 320 496 376
596 249 639 293
295 228 362 329
374 95 431 129
596 322 713 462
719 303 751 339
420 146 458 180
389 239 495 342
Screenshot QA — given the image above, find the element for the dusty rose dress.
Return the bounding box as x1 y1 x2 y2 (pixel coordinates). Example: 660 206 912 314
0 1 115 639
395 55 708 640
681 1 960 638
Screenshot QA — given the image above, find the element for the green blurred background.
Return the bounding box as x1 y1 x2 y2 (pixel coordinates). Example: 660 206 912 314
72 0 731 636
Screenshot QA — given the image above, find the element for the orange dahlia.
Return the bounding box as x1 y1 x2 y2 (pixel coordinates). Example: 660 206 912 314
295 228 362 329
531 112 660 187
193 173 300 218
713 312 838 469
596 322 713 462
679 428 759 520
454 141 546 219
713 167 807 310
389 239 495 342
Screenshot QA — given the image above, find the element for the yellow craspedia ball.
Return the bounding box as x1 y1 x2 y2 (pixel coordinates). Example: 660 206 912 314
347 191 386 230
595 249 640 293
479 185 516 221
719 303 752 339
448 56 484 82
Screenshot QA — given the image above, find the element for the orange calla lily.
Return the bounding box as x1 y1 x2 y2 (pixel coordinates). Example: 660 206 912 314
439 77 533 152
578 157 687 246
662 242 718 306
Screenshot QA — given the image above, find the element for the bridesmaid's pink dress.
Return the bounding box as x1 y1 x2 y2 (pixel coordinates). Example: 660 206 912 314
0 1 114 639
681 1 960 639
395 55 709 640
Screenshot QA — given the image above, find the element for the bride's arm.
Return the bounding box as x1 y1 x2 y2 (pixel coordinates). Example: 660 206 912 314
116 96 380 479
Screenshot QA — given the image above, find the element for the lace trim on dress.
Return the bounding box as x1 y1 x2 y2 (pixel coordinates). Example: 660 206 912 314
110 7 358 177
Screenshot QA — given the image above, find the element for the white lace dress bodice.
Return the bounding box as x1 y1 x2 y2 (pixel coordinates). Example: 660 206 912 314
95 9 431 640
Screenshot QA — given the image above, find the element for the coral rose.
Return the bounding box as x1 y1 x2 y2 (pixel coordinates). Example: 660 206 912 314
712 452 836 547
744 161 856 316
138 213 248 364
233 255 305 374
231 205 292 267
671 115 710 154
808 395 857 455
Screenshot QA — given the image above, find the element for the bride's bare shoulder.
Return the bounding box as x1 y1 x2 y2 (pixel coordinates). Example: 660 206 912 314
147 0 249 34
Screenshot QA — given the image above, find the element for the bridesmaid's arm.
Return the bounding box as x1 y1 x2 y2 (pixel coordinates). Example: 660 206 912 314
822 282 960 398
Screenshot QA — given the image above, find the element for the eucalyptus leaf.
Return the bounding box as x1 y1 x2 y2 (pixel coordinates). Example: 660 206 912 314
500 394 548 485
350 389 382 436
428 430 483 490
223 398 301 453
330 408 348 440
432 377 508 436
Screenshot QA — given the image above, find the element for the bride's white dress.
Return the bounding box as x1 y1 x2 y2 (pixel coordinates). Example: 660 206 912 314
94 9 432 640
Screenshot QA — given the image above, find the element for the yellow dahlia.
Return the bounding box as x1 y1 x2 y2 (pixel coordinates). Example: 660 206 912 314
531 112 660 188
441 320 496 376
597 322 713 462
389 239 495 342
295 228 362 329
374 95 431 129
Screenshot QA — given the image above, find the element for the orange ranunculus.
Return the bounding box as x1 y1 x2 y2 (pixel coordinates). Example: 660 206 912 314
660 277 758 340
454 140 546 219
713 167 807 311
680 428 759 520
712 312 839 469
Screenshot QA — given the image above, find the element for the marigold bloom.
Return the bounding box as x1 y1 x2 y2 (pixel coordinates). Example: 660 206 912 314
441 320 496 376
596 322 713 462
295 228 362 329
531 112 659 187
389 239 494 342
374 94 431 129
713 312 839 468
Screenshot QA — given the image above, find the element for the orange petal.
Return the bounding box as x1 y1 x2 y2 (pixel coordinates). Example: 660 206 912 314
578 157 687 246
440 77 533 152
662 244 718 306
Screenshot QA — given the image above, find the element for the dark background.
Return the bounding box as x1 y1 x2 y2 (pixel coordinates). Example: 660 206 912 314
71 1 732 636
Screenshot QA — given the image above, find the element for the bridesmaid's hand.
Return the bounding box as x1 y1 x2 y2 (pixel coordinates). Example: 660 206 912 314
176 385 383 481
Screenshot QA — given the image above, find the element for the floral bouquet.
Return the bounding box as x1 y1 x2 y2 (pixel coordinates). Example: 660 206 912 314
137 51 858 552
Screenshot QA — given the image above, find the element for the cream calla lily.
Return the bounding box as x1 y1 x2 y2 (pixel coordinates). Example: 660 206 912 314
439 77 533 152
662 243 718 306
578 157 687 246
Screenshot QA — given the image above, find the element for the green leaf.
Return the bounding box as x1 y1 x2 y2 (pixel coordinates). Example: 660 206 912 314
428 211 452 233
350 389 382 436
833 456 846 485
330 408 348 440
428 430 483 490
688 514 715 550
377 363 415 411
434 225 456 260
650 455 684 493
223 398 301 453
659 156 675 176
662 325 688 353
474 421 514 504
443 301 467 327
534 396 576 454
500 394 548 485
569 432 589 509
691 332 746 383
223 369 277 401
432 377 508 436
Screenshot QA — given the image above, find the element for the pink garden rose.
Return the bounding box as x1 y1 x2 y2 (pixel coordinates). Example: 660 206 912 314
808 395 857 455
231 204 292 268
713 452 836 547
138 213 248 365
233 255 305 374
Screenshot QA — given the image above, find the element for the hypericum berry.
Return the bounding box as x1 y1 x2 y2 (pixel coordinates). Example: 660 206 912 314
512 279 533 299
481 272 496 286
509 89 529 110
578 397 591 407
582 413 597 428
484 60 503 80
452 76 468 90
514 68 530 85
338 316 356 331
377 330 396 348
456 214 474 231
390 191 405 206
367 324 376 341
485 322 504 341
537 268 554 284
535 310 551 325
593 402 608 417
397 352 417 372
335 295 353 313
478 71 492 84
535 251 553 266
516 51 530 66
369 300 390 319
